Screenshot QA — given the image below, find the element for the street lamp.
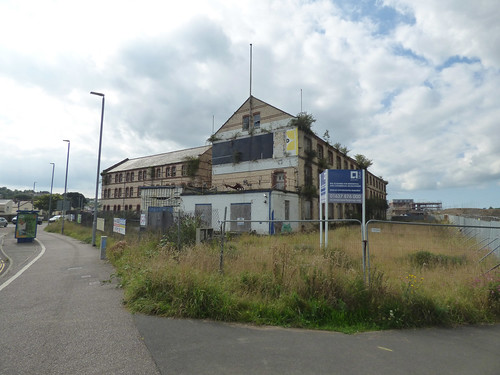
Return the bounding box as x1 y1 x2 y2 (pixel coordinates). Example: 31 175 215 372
62 140 70 235
90 91 105 247
32 181 36 210
48 163 55 221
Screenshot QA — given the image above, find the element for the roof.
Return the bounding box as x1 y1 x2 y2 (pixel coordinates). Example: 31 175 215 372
103 145 211 173
215 95 295 134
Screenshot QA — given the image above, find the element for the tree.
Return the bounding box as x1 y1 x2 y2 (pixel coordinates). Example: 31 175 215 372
323 130 331 146
183 156 200 179
333 142 350 155
355 154 373 169
34 193 63 211
288 112 316 135
67 192 87 210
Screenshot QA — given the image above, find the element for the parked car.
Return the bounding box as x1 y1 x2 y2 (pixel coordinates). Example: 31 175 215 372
0 217 7 227
11 216 17 224
49 215 61 223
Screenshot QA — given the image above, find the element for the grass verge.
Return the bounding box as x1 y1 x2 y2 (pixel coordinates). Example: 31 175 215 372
46 222 500 332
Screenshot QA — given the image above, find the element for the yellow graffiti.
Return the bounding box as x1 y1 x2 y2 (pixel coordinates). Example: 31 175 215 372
286 128 298 155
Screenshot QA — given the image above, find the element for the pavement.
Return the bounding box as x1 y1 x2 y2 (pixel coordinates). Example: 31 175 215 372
1 224 499 374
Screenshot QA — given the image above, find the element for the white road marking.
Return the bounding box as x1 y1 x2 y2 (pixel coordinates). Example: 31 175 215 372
0 238 46 292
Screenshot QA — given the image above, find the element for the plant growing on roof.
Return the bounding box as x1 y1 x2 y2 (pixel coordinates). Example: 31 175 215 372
288 112 316 136
355 154 373 169
207 134 220 143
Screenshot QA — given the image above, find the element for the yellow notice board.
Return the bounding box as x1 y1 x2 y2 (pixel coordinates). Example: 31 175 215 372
286 128 298 155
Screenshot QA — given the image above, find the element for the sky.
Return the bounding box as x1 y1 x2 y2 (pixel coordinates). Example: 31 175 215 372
1 0 499 209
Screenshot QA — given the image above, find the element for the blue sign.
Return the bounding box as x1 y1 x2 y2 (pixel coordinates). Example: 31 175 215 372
320 170 363 204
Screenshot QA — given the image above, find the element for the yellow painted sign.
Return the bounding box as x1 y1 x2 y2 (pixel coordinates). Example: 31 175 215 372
286 128 298 155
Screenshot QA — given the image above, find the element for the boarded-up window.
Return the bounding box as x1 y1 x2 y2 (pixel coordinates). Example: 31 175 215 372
230 203 251 232
273 171 285 190
302 200 312 220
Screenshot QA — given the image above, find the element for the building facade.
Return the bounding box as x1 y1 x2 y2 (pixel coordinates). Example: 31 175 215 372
209 96 387 220
100 146 212 212
99 96 387 225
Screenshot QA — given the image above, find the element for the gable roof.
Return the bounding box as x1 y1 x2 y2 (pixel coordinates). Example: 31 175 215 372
215 96 295 134
103 145 210 173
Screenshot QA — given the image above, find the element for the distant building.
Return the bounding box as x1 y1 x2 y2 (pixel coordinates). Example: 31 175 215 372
0 199 15 215
100 145 212 212
388 199 442 218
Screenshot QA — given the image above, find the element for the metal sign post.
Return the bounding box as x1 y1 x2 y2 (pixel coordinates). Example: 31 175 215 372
319 169 367 282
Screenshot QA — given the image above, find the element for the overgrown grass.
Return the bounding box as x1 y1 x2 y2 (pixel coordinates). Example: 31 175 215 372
46 222 500 332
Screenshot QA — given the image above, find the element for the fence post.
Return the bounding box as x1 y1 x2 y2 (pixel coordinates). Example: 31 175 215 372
100 236 107 260
219 207 227 274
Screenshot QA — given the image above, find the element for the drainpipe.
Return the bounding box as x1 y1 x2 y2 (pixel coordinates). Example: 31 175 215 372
268 190 272 234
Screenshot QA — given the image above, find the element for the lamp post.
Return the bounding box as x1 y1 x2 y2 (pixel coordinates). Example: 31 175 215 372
90 91 105 247
62 140 70 235
32 181 36 210
48 163 55 222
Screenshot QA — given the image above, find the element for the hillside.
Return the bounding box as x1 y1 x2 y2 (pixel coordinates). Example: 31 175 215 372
440 208 500 218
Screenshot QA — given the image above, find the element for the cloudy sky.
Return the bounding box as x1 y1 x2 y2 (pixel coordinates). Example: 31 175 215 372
1 0 499 208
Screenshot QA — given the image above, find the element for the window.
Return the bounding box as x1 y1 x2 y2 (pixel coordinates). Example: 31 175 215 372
304 165 313 186
130 187 133 197
126 172 130 182
138 171 143 180
115 174 118 183
317 145 324 160
119 173 123 183
166 167 171 177
131 172 134 181
125 187 129 197
242 115 249 130
273 171 285 190
328 151 333 166
182 165 187 176
336 156 341 169
156 167 162 178
171 166 176 177
285 200 290 220
114 188 118 197
304 137 312 152
136 204 141 211
253 113 260 128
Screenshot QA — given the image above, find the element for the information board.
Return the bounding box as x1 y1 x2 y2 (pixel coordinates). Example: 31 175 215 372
320 169 363 204
113 218 126 235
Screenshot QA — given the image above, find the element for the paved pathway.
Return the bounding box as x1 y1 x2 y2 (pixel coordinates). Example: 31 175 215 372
0 227 160 375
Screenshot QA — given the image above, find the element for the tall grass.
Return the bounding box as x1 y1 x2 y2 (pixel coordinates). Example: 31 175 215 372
47 221 500 332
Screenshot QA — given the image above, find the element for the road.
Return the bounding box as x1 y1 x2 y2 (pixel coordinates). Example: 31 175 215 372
0 225 160 375
1 224 499 374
